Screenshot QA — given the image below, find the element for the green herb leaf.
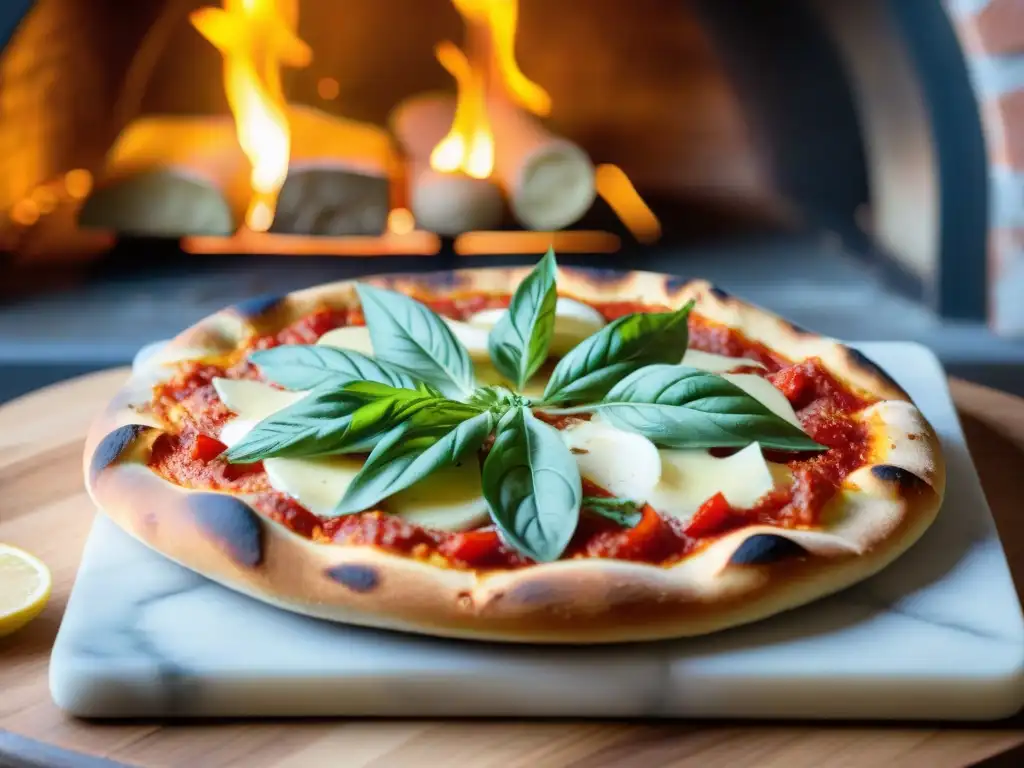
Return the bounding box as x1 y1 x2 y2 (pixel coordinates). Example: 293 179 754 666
224 383 480 463
581 496 643 527
356 283 475 396
467 385 518 411
541 301 695 406
224 386 368 463
481 406 582 562
487 247 558 390
249 346 420 391
594 364 826 451
333 411 494 517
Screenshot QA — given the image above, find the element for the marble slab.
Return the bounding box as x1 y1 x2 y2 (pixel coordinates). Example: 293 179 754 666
49 343 1024 720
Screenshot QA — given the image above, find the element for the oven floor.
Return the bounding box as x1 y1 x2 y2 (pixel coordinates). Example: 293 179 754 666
2 234 1022 401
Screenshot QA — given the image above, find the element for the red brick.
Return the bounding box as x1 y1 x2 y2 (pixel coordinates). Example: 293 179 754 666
955 0 1024 56
983 90 1024 170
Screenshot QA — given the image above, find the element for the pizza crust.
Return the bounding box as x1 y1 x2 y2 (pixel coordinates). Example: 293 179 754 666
83 267 945 643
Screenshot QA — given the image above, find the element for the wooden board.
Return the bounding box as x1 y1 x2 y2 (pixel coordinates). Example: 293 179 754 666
2 368 1024 766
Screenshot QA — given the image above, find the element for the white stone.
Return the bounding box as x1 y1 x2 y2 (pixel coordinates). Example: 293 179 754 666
49 343 1024 720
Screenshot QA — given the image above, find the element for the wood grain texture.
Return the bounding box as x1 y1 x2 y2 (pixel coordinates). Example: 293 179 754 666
1 370 1024 768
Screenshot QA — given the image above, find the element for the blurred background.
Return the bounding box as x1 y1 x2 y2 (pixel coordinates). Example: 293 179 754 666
0 0 1022 402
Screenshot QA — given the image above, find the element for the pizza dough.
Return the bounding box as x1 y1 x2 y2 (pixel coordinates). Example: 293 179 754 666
83 267 945 644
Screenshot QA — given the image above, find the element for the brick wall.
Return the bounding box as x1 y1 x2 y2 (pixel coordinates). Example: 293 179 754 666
947 0 1024 335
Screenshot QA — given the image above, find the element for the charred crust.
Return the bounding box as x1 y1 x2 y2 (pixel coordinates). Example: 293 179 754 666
707 284 731 300
787 320 813 336
187 494 264 568
664 275 694 293
729 534 808 566
89 425 154 483
870 464 927 490
845 348 907 396
230 293 284 320
325 564 380 592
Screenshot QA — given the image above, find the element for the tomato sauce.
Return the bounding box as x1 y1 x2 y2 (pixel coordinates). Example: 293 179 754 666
146 291 877 571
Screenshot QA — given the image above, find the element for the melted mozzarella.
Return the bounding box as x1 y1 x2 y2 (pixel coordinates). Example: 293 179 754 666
681 349 765 373
560 419 662 500
213 378 308 419
468 296 607 356
315 325 375 356
560 417 791 525
649 444 789 523
441 318 492 362
721 373 802 428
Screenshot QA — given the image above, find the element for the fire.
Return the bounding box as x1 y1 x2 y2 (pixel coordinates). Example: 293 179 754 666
430 0 550 178
191 0 311 232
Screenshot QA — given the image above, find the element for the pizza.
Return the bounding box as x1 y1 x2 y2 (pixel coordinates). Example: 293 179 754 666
83 252 945 643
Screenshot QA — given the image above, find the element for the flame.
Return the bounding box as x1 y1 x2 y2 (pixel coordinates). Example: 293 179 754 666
191 0 311 231
595 164 662 244
431 0 549 178
451 0 550 116
430 42 494 179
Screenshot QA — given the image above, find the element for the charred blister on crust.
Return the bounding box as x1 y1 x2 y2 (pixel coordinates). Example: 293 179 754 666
230 293 285 321
325 563 380 592
89 424 156 484
187 494 264 568
845 349 907 396
729 534 808 566
870 464 928 491
707 284 731 300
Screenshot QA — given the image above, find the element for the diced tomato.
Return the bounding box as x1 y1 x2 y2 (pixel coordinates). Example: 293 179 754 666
684 492 741 539
191 434 228 462
442 529 503 565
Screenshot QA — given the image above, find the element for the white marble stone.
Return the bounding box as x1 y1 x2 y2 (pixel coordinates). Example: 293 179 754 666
49 343 1024 720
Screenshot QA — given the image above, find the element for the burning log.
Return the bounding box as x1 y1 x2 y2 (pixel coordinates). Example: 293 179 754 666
79 106 397 237
388 94 503 236
391 94 595 232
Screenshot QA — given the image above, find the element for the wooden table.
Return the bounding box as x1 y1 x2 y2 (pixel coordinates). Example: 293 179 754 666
2 369 1024 768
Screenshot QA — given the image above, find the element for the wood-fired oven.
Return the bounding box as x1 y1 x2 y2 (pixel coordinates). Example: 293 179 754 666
0 0 1021 401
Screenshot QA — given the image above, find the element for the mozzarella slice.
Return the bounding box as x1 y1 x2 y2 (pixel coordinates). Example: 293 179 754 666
387 461 490 530
212 378 308 420
722 373 803 428
559 418 791 525
649 443 790 524
315 325 375 356
682 349 765 373
468 297 607 357
561 419 662 500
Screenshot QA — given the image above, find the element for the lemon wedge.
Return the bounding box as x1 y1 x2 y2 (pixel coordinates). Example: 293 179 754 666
0 543 52 637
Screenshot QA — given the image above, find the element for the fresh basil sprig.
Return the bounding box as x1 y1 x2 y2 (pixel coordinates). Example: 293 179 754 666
481 407 582 562
356 283 475 397
225 382 480 463
590 364 825 451
487 248 558 391
540 300 695 406
224 249 826 564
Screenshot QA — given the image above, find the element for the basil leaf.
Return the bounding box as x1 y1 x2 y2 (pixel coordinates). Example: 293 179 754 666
329 383 482 456
333 411 494 516
249 345 420 391
595 364 826 451
482 407 582 562
541 301 695 405
224 383 479 463
581 497 643 528
224 386 367 463
356 283 475 395
488 247 558 390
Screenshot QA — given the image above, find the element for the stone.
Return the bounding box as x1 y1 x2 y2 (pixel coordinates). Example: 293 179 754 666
269 168 390 236
78 171 235 237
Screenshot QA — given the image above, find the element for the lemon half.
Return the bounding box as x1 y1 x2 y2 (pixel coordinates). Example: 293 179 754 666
0 543 52 637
